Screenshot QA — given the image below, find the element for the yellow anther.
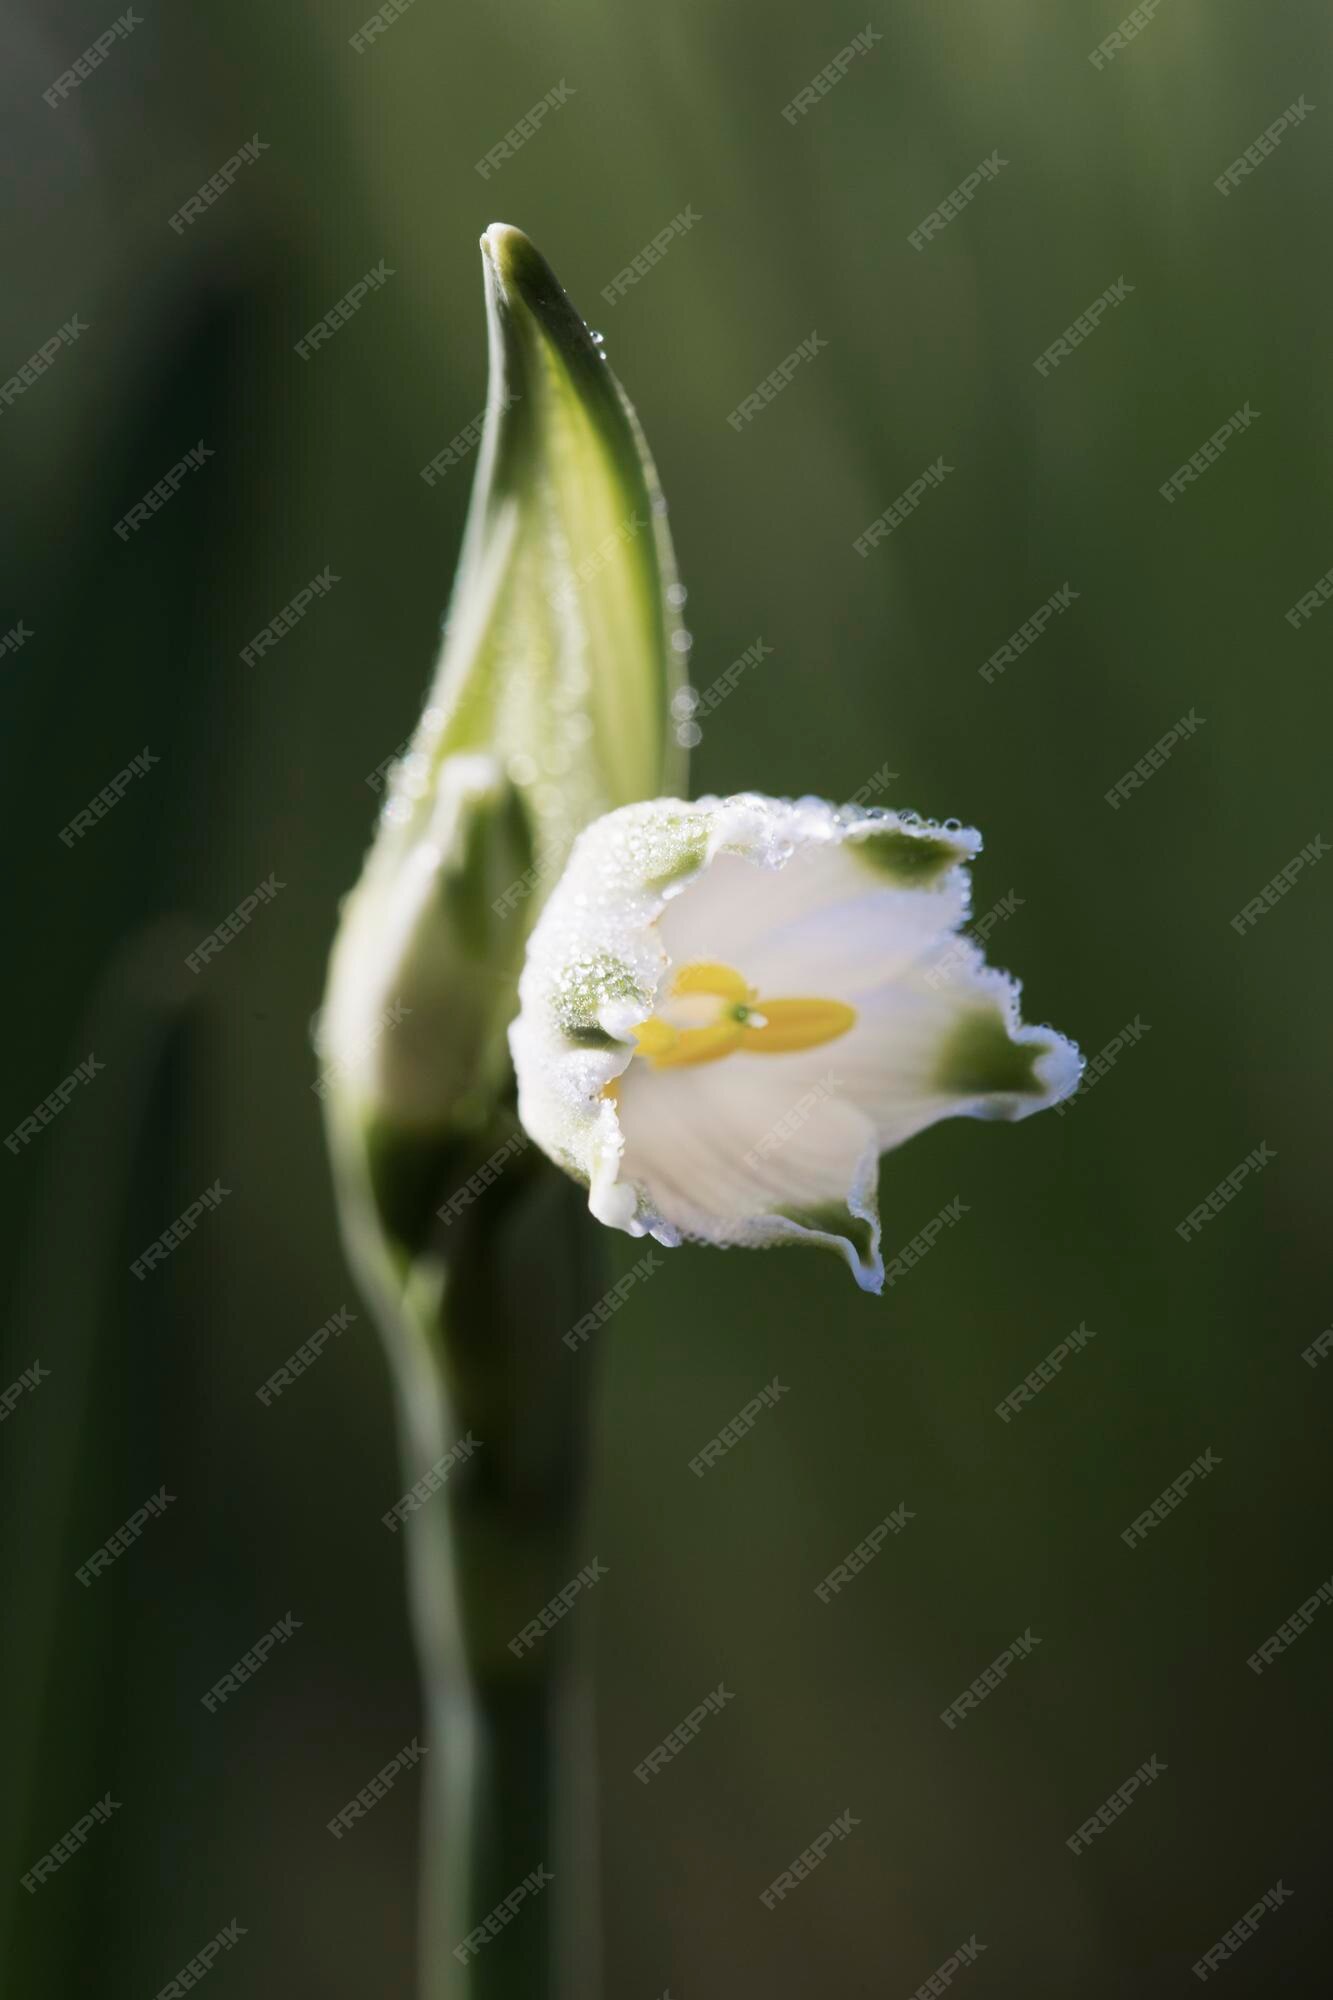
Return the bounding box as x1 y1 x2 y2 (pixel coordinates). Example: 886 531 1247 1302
739 998 857 1054
671 961 752 1003
629 962 856 1071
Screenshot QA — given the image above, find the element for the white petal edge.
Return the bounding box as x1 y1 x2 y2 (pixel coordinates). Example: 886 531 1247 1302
508 793 1081 1293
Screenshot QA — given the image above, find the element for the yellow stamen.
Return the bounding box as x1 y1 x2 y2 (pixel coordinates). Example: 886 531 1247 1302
739 998 858 1053
642 1017 747 1068
670 961 752 1002
630 962 856 1071
629 1015 678 1061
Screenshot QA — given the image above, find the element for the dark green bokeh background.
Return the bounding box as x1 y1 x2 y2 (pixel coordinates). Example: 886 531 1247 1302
4 1 1330 1993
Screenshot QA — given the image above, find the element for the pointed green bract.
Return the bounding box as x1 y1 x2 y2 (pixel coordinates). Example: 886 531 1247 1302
321 225 686 1163
423 222 686 886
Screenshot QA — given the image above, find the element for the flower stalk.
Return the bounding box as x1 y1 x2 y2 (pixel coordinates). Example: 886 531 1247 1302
322 225 685 1997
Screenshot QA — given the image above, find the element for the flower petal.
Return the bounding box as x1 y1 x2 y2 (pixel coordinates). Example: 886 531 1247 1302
509 793 1080 1294
611 1054 885 1290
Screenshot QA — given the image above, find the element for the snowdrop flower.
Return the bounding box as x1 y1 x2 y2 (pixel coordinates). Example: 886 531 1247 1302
510 792 1081 1292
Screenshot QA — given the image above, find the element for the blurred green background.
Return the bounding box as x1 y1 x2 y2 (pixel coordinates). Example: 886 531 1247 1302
4 0 1331 1992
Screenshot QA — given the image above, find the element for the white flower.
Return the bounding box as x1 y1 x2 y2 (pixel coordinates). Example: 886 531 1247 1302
508 793 1081 1292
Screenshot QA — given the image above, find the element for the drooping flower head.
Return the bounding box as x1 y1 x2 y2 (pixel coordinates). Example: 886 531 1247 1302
510 792 1081 1292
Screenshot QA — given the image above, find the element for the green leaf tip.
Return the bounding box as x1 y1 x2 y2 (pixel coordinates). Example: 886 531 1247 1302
321 223 687 1182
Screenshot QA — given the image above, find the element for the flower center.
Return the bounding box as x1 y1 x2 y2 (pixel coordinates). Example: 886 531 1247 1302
632 961 856 1070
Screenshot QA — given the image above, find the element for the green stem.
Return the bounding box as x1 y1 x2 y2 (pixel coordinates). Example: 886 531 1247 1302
345 1136 601 2000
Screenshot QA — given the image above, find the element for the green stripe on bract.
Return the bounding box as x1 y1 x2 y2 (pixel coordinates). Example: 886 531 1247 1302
851 827 968 885
935 1009 1045 1097
776 1201 877 1267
